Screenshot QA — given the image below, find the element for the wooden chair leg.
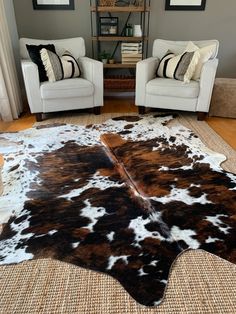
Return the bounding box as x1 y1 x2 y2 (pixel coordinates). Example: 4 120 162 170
35 113 43 122
93 106 101 115
197 112 207 121
138 106 145 114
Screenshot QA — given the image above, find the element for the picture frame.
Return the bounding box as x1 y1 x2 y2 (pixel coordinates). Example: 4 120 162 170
99 17 119 36
32 0 75 10
165 0 206 11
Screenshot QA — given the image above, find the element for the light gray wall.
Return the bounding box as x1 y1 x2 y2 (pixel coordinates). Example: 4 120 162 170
13 0 236 77
13 0 92 55
150 0 236 77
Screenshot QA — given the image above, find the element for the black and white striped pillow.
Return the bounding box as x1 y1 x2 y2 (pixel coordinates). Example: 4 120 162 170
40 49 81 82
157 50 200 83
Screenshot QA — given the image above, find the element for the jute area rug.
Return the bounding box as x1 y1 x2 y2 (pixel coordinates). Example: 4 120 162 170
0 112 236 314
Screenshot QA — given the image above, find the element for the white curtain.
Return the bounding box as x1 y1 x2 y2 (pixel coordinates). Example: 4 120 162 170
0 0 22 121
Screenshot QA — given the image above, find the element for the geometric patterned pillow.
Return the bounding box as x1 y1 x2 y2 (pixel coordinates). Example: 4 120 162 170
157 50 200 83
40 49 81 82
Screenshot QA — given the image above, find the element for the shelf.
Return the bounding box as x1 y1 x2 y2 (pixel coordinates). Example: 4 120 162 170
92 36 148 42
90 0 150 95
90 6 150 12
103 63 137 68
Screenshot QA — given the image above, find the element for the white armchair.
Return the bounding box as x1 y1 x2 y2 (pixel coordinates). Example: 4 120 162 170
20 37 103 121
135 39 219 120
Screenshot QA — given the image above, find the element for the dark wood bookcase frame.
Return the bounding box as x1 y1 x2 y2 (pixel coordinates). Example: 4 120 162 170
90 0 151 91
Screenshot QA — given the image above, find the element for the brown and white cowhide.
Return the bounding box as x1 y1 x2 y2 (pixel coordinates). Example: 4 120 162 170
0 114 236 307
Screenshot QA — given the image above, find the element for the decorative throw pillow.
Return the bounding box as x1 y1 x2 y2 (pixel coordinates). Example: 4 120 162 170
157 50 200 83
26 44 56 82
185 41 217 80
40 49 81 82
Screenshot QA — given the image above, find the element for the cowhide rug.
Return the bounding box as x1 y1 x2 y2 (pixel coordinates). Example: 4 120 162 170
0 114 236 307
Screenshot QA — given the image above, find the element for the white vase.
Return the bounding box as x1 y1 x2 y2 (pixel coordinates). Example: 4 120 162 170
133 25 142 37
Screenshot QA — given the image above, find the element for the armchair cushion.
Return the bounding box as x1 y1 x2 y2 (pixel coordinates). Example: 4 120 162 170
40 49 81 82
146 78 200 99
40 78 94 100
26 44 56 82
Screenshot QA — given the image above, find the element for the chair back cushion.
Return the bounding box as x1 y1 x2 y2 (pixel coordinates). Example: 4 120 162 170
152 39 219 60
20 37 86 60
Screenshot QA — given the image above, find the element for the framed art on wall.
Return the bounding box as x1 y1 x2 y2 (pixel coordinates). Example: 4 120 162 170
33 0 75 10
165 0 206 11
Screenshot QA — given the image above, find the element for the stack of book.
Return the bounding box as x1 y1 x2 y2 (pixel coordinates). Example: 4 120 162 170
121 42 143 64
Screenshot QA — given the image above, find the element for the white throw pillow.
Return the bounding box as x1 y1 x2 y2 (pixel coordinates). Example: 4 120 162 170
185 41 217 80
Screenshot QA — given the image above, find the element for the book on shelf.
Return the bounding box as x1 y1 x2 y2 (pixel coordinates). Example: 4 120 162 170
121 42 143 54
121 43 142 47
121 42 142 47
122 49 143 54
122 53 142 64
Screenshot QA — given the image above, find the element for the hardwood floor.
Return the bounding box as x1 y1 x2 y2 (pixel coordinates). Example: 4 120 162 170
207 116 236 150
0 111 34 132
0 98 235 150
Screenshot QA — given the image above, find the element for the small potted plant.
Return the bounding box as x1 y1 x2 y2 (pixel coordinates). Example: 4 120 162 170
99 51 111 64
109 58 115 64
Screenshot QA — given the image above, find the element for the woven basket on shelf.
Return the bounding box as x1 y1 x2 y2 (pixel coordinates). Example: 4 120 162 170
99 0 116 6
104 75 135 90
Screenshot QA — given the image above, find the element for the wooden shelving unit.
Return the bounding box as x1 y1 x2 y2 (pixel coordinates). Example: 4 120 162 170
90 0 151 92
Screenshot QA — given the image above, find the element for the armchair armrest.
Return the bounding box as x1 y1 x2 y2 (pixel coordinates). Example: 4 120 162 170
21 60 43 113
196 58 219 113
135 57 159 107
78 57 103 107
